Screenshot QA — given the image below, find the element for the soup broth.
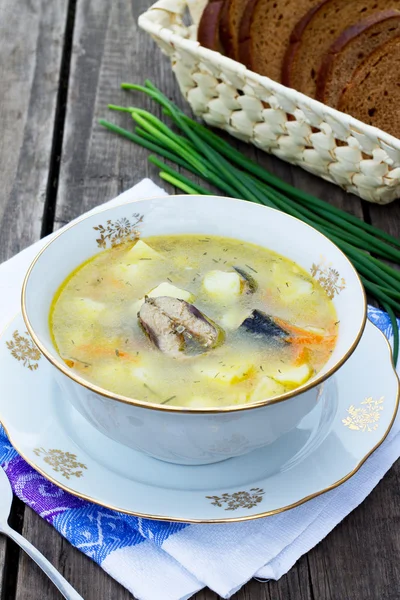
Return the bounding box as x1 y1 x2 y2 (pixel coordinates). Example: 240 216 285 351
50 235 338 407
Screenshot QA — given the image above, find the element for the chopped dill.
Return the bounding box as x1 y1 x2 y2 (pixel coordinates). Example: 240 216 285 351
144 383 158 396
161 395 177 405
245 264 258 273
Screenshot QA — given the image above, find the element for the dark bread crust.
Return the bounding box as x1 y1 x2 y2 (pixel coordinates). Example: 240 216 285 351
338 36 400 138
219 0 234 55
281 0 328 88
282 0 400 98
220 0 252 59
237 0 259 66
316 9 400 104
198 0 225 52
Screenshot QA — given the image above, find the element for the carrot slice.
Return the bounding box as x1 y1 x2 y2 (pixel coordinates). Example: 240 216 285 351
275 317 325 342
294 346 312 366
76 345 138 362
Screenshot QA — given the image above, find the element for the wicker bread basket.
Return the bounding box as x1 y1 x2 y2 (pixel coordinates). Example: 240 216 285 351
138 0 400 204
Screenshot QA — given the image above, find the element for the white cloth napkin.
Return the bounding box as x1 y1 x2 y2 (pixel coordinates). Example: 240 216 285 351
1 178 399 600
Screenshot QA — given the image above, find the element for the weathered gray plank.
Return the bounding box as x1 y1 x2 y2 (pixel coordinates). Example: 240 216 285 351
307 464 400 600
0 497 25 600
14 507 132 600
0 0 68 262
368 199 400 240
0 539 5 596
0 0 68 597
53 0 183 228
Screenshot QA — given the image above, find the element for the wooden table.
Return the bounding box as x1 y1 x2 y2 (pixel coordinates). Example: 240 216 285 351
1 0 400 598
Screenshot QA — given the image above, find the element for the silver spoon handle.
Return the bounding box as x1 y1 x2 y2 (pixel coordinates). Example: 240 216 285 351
2 523 84 600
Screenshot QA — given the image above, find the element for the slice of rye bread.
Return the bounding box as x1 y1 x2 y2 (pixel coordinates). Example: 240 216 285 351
316 9 400 107
220 0 251 59
198 0 226 52
283 0 400 98
238 0 321 81
338 36 400 139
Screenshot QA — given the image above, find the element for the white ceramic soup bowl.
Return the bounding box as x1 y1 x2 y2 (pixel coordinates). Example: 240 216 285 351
22 195 366 465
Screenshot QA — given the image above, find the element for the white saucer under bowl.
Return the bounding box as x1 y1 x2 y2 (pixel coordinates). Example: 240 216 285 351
0 313 398 523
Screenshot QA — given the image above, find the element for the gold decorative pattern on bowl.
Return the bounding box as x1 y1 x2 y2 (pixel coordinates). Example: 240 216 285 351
206 488 265 510
310 259 346 299
342 396 384 432
93 214 143 248
33 448 87 479
6 330 41 371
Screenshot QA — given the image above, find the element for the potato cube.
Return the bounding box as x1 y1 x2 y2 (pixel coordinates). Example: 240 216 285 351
129 282 195 316
147 282 195 302
272 363 312 387
112 262 142 284
126 240 161 261
220 307 252 330
280 278 314 302
202 270 241 302
250 376 285 402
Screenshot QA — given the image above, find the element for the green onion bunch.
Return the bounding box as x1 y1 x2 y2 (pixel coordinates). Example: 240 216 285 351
100 80 400 365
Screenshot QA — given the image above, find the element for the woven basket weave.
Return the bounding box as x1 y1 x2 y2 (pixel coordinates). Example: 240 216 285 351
139 0 400 204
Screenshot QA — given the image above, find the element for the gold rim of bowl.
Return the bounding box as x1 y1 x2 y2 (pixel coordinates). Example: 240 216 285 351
21 195 368 414
0 320 397 523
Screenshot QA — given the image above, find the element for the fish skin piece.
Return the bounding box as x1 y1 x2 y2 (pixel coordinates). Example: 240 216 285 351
240 309 289 341
138 299 184 357
151 296 222 348
233 266 258 294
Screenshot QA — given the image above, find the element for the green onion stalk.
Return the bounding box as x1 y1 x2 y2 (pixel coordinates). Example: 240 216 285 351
99 81 400 366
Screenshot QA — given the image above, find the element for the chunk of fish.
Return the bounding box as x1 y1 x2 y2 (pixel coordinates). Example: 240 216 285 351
138 299 184 357
151 296 222 348
233 266 258 294
240 310 289 342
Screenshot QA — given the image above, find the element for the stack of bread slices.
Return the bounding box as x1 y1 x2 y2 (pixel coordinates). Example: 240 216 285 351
198 0 400 138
